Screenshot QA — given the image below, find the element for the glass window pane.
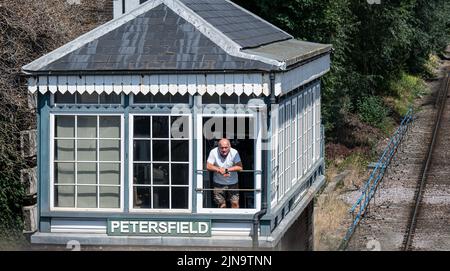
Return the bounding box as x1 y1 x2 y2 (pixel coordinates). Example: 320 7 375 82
100 93 121 104
99 163 120 185
172 187 188 209
55 116 75 137
77 186 97 208
55 93 75 104
77 93 98 104
171 140 189 162
77 140 97 161
55 185 75 207
55 140 74 161
171 116 189 139
171 164 189 185
100 116 121 138
133 140 151 161
153 163 169 185
54 163 75 184
152 116 169 138
203 93 220 104
100 140 120 161
153 93 171 103
77 116 97 138
239 95 250 105
77 163 97 184
134 93 151 104
133 164 151 185
221 93 239 104
134 116 150 138
153 187 169 209
100 187 120 208
171 93 189 104
152 140 169 161
134 187 151 208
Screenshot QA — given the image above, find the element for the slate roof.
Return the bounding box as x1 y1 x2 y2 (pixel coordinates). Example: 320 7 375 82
39 4 274 72
179 0 292 48
23 0 331 74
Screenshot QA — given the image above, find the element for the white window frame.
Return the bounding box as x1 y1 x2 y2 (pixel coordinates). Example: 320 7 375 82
49 113 125 212
303 92 308 175
284 101 293 195
297 94 304 182
291 98 297 187
314 85 322 161
129 113 193 214
196 112 262 215
50 93 124 106
277 104 285 201
130 93 192 106
270 104 279 208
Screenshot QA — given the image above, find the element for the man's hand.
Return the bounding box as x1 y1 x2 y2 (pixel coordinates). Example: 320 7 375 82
218 167 226 175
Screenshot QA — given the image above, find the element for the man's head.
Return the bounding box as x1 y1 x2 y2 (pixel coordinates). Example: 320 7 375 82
218 138 231 157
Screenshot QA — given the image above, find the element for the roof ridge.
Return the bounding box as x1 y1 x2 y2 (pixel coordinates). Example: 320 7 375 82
23 0 289 73
168 0 285 69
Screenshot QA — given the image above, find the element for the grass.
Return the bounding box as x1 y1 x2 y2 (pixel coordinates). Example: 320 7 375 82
389 72 429 116
314 153 372 250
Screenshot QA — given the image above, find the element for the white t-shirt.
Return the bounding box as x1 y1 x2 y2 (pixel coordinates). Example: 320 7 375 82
207 147 241 185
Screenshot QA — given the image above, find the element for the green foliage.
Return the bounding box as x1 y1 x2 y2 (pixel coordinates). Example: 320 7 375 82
0 119 25 235
233 0 450 141
357 96 389 129
390 72 428 115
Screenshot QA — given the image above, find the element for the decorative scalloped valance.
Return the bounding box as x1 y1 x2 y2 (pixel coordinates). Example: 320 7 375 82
28 73 271 97
28 54 330 97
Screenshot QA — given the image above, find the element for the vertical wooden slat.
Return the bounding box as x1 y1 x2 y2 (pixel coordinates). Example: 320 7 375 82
103 75 113 94
48 76 58 94
197 74 207 95
159 74 169 95
187 75 197 95
150 75 159 95
206 74 216 95
177 74 188 95
168 74 178 95
67 76 78 94
27 77 37 93
85 76 96 94
215 74 225 96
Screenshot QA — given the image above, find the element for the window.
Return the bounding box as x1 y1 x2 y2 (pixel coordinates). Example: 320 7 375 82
54 93 121 104
201 116 256 210
297 94 303 180
307 89 313 169
277 105 285 200
131 115 191 210
52 115 122 209
202 94 260 105
314 85 322 161
133 93 190 104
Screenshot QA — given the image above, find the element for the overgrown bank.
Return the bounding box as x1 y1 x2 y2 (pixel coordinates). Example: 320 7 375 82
0 0 111 245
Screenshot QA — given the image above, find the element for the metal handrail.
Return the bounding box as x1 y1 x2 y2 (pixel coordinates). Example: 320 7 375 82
195 188 261 192
340 107 415 249
196 169 262 174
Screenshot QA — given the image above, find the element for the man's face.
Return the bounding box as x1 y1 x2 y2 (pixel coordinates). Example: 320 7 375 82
218 142 230 157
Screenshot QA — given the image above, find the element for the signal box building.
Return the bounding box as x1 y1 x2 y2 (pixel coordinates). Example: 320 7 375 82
23 0 331 250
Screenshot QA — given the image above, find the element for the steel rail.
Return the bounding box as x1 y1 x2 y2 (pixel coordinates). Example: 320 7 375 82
402 74 450 251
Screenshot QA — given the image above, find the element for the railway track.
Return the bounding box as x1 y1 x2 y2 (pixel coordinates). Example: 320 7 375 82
403 74 450 251
346 70 450 251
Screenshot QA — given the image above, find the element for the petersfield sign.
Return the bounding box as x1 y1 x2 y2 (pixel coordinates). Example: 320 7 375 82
107 219 211 237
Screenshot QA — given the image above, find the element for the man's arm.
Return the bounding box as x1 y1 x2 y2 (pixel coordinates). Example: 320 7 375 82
227 162 243 173
207 162 226 175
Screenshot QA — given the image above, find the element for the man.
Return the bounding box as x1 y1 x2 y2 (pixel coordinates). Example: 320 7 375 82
206 138 243 208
